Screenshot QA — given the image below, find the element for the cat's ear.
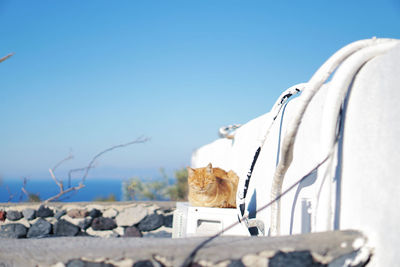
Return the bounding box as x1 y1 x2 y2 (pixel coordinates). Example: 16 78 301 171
187 167 194 176
206 163 213 174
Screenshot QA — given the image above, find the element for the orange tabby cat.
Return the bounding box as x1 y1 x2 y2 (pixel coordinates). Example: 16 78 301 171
187 163 239 208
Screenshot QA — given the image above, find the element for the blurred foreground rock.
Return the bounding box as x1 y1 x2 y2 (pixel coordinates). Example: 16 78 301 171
0 230 370 267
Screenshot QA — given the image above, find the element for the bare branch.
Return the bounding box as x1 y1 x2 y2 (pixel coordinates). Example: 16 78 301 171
49 168 63 191
44 183 85 203
5 185 15 202
43 136 150 202
81 136 150 183
21 187 29 199
67 165 95 188
48 153 74 189
0 53 14 63
52 154 74 172
19 177 29 202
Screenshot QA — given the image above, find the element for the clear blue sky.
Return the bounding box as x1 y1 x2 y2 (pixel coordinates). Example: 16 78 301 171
1 0 399 181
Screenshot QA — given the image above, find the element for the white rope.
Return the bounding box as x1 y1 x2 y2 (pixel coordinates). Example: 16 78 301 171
270 38 400 236
218 124 242 139
314 40 400 231
236 83 305 228
259 83 307 148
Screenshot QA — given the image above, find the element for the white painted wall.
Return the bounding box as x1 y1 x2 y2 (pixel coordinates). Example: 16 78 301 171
190 40 400 266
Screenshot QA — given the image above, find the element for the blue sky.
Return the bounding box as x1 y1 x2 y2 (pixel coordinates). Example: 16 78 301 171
1 0 399 181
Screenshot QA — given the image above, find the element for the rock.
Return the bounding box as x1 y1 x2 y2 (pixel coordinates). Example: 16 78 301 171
45 217 58 224
62 216 90 229
163 214 173 228
22 208 36 220
227 260 246 267
88 208 102 218
54 219 80 236
113 226 124 236
91 217 117 230
143 231 171 238
137 214 164 232
86 228 119 238
54 210 67 220
78 217 93 230
27 218 52 238
6 210 22 221
242 254 268 267
37 205 54 218
12 218 30 228
102 208 118 218
268 251 323 267
67 209 89 219
66 259 115 267
76 231 91 237
0 210 6 221
0 223 27 238
115 206 148 227
123 226 143 237
133 260 154 267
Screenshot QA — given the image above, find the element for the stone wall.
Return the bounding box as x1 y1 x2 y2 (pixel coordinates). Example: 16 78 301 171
0 201 175 239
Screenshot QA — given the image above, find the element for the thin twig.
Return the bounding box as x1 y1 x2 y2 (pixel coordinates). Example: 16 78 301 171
49 168 63 191
5 185 15 202
0 53 14 63
44 183 85 203
49 154 74 190
20 177 29 201
52 154 74 172
43 136 150 203
67 165 95 188
81 136 150 183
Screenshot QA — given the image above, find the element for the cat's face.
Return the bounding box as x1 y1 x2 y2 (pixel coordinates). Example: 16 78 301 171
187 163 216 193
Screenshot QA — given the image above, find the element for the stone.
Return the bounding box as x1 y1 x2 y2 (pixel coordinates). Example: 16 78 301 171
137 213 164 232
78 217 93 230
54 210 67 220
86 228 119 238
268 251 324 267
67 209 89 219
76 231 91 237
227 260 246 267
242 254 268 267
14 218 30 228
0 223 27 238
102 208 118 218
45 217 58 224
113 226 124 236
163 214 173 228
54 219 80 236
88 208 102 218
27 218 52 238
22 208 36 220
37 205 54 218
115 206 148 227
6 210 22 221
91 217 117 230
62 216 88 228
133 260 154 267
0 210 6 221
66 259 115 267
143 231 171 238
123 226 143 237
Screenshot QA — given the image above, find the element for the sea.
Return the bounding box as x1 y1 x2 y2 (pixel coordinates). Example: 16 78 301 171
0 179 127 202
